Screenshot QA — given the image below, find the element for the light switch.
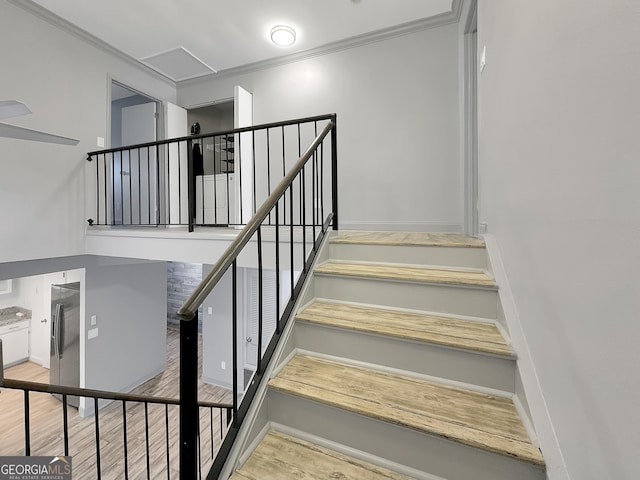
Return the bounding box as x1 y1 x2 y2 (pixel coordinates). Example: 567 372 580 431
88 328 99 339
90 315 97 326
208 307 213 315
221 361 226 370
480 45 487 73
97 136 105 148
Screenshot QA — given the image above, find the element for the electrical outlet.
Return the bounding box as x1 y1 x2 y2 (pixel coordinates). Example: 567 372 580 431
88 328 99 339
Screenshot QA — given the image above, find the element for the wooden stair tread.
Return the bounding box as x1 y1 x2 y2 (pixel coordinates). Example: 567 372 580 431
231 430 414 480
269 355 544 466
297 301 512 356
331 231 485 248
315 261 497 288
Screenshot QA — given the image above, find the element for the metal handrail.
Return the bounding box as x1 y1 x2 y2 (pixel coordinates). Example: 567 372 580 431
87 113 335 157
177 120 335 321
0 378 231 410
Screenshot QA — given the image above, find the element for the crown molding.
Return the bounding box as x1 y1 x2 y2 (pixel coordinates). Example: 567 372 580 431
180 2 462 87
10 0 462 91
8 0 176 88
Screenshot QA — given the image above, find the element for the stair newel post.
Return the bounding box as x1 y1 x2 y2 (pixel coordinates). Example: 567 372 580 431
187 138 195 232
179 311 199 479
330 115 338 231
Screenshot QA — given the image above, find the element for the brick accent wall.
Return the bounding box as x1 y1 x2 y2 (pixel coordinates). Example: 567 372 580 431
167 262 203 331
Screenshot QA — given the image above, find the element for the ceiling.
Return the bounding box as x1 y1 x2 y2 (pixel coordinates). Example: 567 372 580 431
28 0 454 82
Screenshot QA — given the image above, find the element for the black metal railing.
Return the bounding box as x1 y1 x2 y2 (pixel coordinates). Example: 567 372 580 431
175 115 337 479
0 367 232 480
87 114 336 232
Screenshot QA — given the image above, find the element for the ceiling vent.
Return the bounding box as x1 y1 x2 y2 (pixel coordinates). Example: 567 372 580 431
139 47 216 82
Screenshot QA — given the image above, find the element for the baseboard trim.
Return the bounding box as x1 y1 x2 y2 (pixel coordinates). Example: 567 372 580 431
78 365 165 418
28 354 45 367
270 422 448 480
482 234 569 480
339 221 463 232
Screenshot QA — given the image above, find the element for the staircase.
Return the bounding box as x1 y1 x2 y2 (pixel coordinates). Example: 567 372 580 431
225 231 545 480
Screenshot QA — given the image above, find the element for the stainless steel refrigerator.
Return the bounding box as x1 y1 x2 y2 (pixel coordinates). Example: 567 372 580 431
50 282 80 407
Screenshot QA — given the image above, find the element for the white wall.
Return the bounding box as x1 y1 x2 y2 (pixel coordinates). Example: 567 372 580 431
477 1 640 478
178 24 462 232
0 1 176 264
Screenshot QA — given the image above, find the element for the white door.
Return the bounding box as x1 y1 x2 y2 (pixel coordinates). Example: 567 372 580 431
117 102 157 224
166 102 188 225
244 269 277 371
234 86 253 225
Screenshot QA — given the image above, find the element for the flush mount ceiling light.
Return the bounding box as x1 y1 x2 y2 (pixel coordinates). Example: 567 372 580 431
271 25 296 47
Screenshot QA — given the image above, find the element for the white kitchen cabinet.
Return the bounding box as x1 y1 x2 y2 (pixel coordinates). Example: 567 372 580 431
0 320 29 367
0 279 12 295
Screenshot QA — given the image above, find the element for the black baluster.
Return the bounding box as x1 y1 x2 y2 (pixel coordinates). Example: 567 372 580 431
331 116 338 230
122 401 129 480
62 394 69 455
275 202 281 333
165 404 170 480
23 390 30 455
95 400 102 480
232 261 238 427
180 310 199 478
145 402 151 480
257 226 263 374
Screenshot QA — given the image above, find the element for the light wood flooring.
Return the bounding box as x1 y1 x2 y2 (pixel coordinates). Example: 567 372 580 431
297 300 512 356
315 261 497 288
331 231 486 248
230 430 415 480
269 354 544 466
0 327 232 480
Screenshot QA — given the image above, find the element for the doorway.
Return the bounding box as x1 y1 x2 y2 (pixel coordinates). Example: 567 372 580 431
185 86 253 226
110 81 162 225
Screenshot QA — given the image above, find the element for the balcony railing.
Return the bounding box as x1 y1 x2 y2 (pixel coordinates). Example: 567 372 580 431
0 349 233 480
1 113 337 479
176 115 337 479
86 114 336 232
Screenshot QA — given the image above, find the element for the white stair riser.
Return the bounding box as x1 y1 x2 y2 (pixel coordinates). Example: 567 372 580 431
267 389 545 480
329 243 488 269
294 322 516 392
312 274 498 318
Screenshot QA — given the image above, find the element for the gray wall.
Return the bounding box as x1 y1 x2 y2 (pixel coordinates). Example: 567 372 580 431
477 1 640 478
83 260 167 406
178 23 462 232
201 266 236 390
0 1 176 265
111 94 158 148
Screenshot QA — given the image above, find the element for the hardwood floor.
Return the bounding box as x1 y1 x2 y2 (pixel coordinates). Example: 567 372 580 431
0 327 232 480
270 354 544 466
330 231 486 248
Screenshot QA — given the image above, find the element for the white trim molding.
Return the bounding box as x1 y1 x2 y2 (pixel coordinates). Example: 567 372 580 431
339 221 463 233
8 0 175 87
482 234 570 480
180 1 462 86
